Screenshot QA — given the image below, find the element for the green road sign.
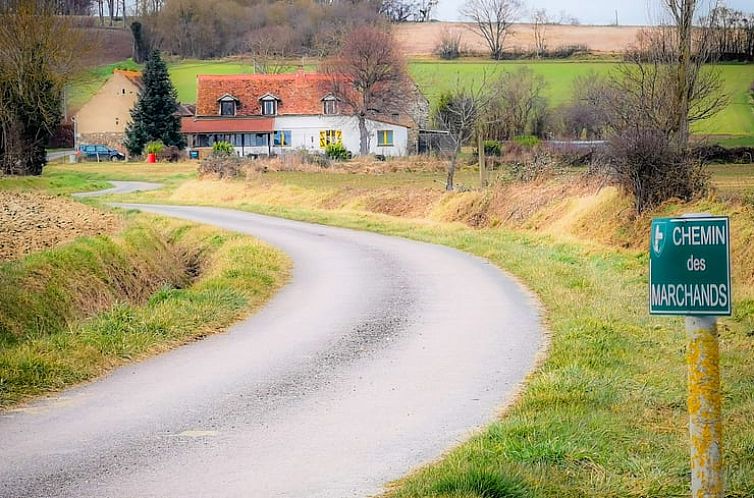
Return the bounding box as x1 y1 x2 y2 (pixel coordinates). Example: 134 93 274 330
649 216 731 316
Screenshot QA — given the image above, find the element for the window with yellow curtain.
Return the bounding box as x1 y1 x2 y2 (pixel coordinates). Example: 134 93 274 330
377 130 394 146
319 130 342 148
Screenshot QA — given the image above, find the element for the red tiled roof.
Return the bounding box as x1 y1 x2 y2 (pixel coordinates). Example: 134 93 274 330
181 117 274 133
196 72 339 117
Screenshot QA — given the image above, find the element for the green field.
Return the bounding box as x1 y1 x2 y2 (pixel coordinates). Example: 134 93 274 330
70 58 754 138
410 60 754 137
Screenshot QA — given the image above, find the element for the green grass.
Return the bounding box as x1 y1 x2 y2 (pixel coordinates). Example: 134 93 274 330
410 60 754 137
0 212 290 407
0 162 197 196
167 59 254 104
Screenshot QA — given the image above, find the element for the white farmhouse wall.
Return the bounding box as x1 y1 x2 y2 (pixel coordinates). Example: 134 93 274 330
271 115 408 156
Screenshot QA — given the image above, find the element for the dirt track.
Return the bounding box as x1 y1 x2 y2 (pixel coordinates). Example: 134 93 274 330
394 22 643 56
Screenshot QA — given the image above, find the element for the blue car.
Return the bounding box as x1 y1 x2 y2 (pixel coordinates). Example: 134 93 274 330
77 144 126 162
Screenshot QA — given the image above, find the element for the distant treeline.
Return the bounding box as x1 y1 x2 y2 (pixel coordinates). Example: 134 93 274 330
707 6 754 62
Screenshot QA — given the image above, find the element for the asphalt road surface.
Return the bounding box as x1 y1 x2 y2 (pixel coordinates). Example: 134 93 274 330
0 183 543 498
72 180 163 198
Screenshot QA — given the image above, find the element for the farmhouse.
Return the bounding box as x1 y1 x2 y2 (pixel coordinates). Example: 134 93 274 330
182 71 426 157
73 70 142 150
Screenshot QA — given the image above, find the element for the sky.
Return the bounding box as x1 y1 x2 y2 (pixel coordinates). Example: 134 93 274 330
435 0 753 25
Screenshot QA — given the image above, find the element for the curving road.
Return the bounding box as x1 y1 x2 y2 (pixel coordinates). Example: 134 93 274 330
0 183 543 498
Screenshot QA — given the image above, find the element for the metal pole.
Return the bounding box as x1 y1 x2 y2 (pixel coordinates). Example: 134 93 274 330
686 315 723 498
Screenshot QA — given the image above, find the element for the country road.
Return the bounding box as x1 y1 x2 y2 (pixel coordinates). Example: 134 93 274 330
0 184 543 498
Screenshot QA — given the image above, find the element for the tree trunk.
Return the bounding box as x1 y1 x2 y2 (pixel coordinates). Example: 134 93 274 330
358 114 368 156
446 155 457 191
478 136 486 188
675 0 694 151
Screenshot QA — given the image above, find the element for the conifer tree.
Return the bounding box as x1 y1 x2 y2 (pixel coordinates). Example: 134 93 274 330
124 50 185 156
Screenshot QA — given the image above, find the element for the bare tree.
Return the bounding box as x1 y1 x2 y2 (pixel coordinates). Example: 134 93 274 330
532 8 548 58
378 0 417 22
460 0 521 60
433 78 492 191
590 1 728 212
617 2 726 151
248 26 296 74
322 26 411 156
0 0 86 175
485 67 548 139
415 0 437 21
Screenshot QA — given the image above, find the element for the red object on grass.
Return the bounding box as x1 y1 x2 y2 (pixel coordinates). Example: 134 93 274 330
147 153 156 163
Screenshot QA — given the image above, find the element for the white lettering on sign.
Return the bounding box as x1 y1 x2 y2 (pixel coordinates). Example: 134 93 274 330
650 283 729 309
672 225 727 246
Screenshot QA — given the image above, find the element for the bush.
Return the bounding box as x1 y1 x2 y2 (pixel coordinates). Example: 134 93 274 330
157 145 182 163
198 155 245 179
212 141 234 157
483 140 502 156
694 145 754 164
603 129 709 213
513 135 541 149
145 140 165 154
435 28 462 60
324 142 349 161
510 149 559 182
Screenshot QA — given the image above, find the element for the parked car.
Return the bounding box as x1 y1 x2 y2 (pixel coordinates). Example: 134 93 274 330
77 144 125 162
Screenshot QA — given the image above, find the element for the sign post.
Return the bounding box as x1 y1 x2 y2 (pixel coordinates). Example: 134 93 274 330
649 214 730 498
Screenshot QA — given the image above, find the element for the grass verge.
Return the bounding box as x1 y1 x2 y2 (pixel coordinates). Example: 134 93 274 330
0 212 290 408
112 172 754 497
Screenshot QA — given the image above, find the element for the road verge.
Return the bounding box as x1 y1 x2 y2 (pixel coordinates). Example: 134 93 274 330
0 212 290 408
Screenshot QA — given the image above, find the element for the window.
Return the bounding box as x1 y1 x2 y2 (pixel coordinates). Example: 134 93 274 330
262 100 277 116
250 133 267 147
377 130 394 147
274 130 292 147
323 100 337 115
319 130 342 148
220 101 235 116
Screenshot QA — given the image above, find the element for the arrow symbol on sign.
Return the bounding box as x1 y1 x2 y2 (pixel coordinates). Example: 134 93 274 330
654 224 664 254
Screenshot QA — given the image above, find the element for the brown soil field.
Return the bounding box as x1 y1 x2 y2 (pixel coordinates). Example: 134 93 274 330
394 22 643 56
0 192 121 262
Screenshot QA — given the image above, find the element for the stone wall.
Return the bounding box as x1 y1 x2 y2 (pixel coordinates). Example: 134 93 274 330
78 132 126 152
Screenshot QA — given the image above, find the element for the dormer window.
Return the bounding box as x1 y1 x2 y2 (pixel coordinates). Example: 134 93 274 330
260 93 280 116
322 94 338 115
217 94 239 116
220 101 235 116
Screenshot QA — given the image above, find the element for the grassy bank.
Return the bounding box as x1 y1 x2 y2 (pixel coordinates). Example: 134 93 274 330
0 212 290 407
107 166 754 497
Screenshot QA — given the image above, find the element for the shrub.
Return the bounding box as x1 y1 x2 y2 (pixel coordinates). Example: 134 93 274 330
324 142 349 161
157 145 182 163
212 140 234 157
483 140 502 156
694 145 754 164
145 140 165 154
198 155 245 178
513 135 541 148
510 149 559 182
602 128 709 213
435 28 462 60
